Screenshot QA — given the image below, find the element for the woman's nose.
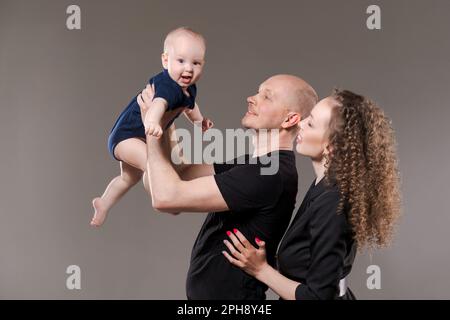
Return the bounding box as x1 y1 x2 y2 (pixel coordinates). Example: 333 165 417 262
299 119 306 130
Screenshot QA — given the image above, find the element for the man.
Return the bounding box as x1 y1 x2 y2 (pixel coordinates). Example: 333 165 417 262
137 74 318 299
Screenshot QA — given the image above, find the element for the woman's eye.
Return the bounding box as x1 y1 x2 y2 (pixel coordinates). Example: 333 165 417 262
308 121 313 127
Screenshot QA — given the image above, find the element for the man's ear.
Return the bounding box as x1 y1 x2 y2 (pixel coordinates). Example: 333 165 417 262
161 53 168 69
281 112 301 129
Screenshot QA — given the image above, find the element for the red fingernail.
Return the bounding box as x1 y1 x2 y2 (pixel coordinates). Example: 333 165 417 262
227 231 231 236
233 228 238 233
255 237 260 242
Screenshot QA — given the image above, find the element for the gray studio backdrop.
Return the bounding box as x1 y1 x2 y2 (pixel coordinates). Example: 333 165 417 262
1 0 449 299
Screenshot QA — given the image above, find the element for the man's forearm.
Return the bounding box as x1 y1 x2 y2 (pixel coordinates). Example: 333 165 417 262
145 130 228 214
164 125 190 175
165 125 214 180
146 131 182 211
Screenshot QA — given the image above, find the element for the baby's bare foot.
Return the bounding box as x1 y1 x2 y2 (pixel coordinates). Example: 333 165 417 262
90 197 108 227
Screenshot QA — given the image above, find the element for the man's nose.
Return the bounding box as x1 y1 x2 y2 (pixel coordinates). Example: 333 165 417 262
247 95 255 105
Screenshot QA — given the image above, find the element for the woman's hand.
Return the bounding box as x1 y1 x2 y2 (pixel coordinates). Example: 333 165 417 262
222 228 270 280
224 229 301 300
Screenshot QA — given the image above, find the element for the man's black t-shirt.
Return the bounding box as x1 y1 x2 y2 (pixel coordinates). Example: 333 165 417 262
186 150 298 300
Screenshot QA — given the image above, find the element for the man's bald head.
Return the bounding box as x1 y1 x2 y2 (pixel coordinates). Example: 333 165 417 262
267 74 318 120
243 74 318 132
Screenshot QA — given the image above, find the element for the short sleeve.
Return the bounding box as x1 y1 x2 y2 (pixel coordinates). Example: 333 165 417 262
294 191 349 300
188 84 197 103
213 155 250 174
150 77 183 110
184 83 197 109
213 164 283 213
213 162 237 175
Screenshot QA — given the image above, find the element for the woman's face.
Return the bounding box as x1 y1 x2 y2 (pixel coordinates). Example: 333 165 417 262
295 97 335 160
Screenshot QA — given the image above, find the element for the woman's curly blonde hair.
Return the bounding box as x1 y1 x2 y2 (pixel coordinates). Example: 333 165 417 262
325 89 401 250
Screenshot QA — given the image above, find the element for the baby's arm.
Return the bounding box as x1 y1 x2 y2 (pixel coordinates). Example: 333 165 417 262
184 103 203 123
184 103 214 132
143 97 167 138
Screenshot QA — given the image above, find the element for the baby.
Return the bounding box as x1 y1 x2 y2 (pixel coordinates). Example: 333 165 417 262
91 27 213 227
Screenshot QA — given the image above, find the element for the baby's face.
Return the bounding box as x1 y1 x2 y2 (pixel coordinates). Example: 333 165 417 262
162 35 205 89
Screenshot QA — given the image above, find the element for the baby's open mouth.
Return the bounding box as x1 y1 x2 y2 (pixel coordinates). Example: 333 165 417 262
181 75 192 83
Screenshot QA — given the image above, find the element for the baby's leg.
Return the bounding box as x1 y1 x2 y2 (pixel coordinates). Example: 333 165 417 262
115 137 152 195
91 138 147 227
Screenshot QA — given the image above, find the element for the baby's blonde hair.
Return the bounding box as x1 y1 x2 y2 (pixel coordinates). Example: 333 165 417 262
163 27 206 54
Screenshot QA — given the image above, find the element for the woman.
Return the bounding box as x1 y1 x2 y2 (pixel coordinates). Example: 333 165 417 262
222 89 401 300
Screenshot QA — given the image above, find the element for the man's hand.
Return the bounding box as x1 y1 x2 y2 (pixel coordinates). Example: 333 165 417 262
138 84 183 131
138 84 155 123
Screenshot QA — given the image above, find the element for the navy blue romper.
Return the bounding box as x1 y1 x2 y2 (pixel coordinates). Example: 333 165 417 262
107 69 197 161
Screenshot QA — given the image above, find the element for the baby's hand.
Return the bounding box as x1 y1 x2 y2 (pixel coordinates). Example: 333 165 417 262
202 117 214 132
145 121 163 138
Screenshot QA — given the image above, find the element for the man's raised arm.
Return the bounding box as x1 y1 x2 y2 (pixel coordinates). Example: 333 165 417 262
136 86 228 214
138 84 215 181
145 130 229 213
